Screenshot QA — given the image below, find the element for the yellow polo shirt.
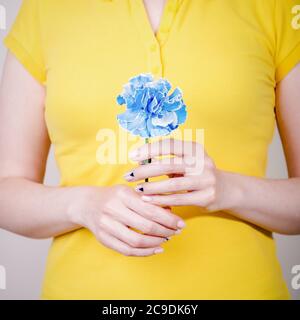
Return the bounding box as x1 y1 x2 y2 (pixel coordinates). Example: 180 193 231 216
4 0 300 299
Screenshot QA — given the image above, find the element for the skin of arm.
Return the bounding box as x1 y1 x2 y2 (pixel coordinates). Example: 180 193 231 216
124 63 300 235
0 51 78 239
0 52 186 256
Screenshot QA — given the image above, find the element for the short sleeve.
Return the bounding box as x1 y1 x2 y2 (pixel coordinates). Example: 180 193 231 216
3 0 46 84
274 0 300 83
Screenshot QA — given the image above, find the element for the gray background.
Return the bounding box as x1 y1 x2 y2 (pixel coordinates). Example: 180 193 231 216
0 0 299 300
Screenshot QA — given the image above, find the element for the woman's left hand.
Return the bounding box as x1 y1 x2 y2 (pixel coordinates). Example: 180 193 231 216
124 138 236 211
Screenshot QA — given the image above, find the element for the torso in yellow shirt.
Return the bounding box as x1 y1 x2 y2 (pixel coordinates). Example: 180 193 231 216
5 0 300 299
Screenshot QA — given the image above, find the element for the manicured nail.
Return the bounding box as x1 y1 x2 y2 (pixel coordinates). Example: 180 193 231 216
154 247 164 254
129 149 139 159
177 220 186 229
135 185 144 192
141 195 152 202
123 171 134 181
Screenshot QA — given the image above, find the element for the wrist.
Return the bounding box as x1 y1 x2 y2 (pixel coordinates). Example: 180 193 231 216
65 186 98 227
216 170 246 212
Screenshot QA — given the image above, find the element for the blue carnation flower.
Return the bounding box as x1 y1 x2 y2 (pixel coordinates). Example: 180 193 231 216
116 73 187 138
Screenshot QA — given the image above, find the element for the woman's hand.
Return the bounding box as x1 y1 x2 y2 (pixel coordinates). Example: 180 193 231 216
67 184 186 257
124 138 237 212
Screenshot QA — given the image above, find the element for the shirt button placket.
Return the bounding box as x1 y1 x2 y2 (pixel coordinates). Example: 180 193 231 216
148 42 162 78
144 0 180 78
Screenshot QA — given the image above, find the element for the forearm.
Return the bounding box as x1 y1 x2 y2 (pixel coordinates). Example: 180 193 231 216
0 177 82 238
220 171 300 234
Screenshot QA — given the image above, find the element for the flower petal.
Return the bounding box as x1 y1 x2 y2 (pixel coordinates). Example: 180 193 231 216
117 74 187 138
168 87 182 102
116 95 125 105
175 105 187 124
163 99 182 111
147 96 159 113
150 126 171 137
129 73 153 88
152 111 176 127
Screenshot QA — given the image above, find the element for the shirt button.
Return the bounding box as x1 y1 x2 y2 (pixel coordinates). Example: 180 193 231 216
160 26 169 34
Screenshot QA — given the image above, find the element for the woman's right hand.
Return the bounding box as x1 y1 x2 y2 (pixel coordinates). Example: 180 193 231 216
67 184 186 257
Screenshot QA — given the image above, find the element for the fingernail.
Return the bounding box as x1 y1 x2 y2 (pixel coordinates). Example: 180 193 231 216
123 171 134 181
154 247 164 254
177 220 186 229
129 149 139 160
141 195 152 202
174 229 181 235
135 185 144 192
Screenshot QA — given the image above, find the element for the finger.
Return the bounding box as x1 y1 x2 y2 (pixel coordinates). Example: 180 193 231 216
138 156 184 166
129 138 204 162
98 214 166 248
135 176 201 194
96 230 164 257
109 204 176 238
125 193 186 230
124 161 186 182
141 188 214 207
